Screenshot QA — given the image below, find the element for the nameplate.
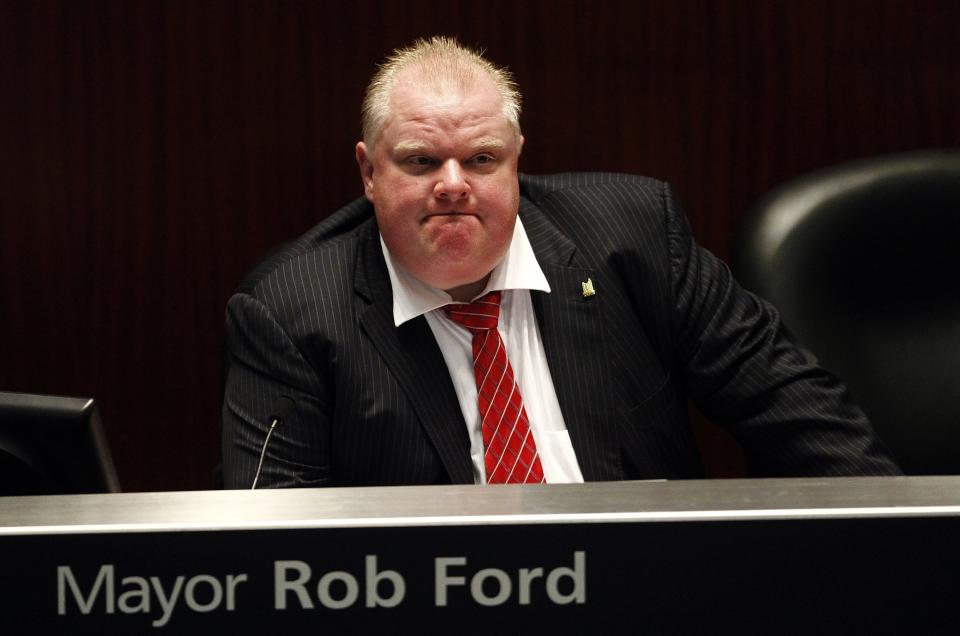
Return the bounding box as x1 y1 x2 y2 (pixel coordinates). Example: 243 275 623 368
2 478 959 632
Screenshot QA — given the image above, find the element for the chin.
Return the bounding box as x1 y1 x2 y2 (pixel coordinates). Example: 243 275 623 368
408 242 506 293
421 265 489 293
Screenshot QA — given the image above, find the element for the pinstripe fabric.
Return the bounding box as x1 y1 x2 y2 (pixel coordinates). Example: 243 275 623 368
222 173 901 488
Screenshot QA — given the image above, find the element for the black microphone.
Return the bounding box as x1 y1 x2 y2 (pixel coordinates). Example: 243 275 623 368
251 396 296 489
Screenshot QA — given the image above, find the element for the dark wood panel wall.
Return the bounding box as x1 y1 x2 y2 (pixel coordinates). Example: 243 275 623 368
2 0 958 491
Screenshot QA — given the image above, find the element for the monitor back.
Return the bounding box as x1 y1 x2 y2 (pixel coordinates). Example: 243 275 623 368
0 391 121 495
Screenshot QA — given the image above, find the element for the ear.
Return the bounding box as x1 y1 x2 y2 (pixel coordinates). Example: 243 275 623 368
355 142 375 202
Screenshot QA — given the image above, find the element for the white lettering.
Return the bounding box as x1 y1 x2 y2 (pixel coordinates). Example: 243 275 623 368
432 553 586 607
225 573 247 610
545 551 586 604
57 565 115 615
518 567 544 605
58 565 248 625
434 557 467 607
470 568 511 606
149 576 184 627
184 575 223 612
317 571 359 609
275 560 313 609
118 576 150 614
365 555 405 608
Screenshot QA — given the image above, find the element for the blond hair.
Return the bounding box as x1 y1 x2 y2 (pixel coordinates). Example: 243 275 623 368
361 36 522 146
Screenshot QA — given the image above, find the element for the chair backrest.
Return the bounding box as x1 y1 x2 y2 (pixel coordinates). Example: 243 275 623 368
733 148 960 475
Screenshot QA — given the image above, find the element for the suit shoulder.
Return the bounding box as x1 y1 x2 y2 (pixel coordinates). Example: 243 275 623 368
235 196 374 297
519 172 666 204
519 172 674 241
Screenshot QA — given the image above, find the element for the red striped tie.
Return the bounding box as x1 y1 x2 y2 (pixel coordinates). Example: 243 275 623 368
443 291 545 484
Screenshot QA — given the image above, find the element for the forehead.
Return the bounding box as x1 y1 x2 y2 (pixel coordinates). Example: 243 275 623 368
382 71 510 142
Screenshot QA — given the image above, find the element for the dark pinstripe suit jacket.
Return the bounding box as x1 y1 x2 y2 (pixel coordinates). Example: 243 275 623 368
222 173 899 488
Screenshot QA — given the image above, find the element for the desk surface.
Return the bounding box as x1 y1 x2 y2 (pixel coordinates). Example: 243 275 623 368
3 475 960 534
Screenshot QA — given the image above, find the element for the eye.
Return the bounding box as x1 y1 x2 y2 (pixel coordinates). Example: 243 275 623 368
407 156 435 167
470 154 495 166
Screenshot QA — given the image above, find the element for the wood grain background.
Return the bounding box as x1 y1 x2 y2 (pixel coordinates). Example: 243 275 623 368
2 0 958 491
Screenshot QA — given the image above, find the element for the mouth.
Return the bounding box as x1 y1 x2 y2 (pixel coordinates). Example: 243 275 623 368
422 211 477 221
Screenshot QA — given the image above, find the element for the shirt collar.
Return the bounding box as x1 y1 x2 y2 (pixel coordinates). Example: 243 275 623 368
380 216 551 327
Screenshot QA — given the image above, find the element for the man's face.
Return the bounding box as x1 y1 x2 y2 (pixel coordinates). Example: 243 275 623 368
355 72 523 299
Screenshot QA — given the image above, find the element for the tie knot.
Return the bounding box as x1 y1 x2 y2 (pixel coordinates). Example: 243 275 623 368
442 290 501 331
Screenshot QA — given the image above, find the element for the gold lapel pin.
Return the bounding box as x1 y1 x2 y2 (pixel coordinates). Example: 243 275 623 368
581 278 596 298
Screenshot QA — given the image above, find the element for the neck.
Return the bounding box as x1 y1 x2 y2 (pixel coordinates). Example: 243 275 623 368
445 275 490 302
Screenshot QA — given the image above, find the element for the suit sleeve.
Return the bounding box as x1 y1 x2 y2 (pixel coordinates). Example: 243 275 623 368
221 292 332 488
662 184 902 476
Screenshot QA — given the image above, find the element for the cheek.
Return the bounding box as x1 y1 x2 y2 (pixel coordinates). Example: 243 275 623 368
374 187 427 249
374 185 414 221
477 181 519 226
381 176 429 211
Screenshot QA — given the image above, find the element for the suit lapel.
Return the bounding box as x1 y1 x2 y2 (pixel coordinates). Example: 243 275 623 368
354 222 473 484
521 199 623 481
351 196 622 484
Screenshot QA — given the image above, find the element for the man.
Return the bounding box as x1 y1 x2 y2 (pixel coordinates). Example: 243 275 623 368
222 37 899 489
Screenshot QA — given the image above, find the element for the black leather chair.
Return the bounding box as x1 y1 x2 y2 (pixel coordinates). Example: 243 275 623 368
733 148 960 475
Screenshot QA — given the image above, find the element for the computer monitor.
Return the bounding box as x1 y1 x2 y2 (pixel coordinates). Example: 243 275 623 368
0 391 121 495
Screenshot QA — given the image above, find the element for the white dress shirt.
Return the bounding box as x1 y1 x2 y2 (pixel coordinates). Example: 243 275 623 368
380 217 585 484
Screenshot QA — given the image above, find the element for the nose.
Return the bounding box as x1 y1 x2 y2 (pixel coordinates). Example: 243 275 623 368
433 159 470 201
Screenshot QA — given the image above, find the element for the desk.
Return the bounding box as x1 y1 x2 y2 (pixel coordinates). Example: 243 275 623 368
2 477 959 633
